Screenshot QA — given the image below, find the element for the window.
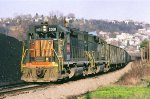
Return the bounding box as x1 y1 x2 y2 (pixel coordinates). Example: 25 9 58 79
59 32 64 39
47 32 56 38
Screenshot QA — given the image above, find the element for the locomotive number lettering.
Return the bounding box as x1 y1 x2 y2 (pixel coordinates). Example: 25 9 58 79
49 28 57 32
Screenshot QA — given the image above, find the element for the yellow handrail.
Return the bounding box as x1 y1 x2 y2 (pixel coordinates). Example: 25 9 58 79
21 48 63 71
85 51 95 68
21 49 27 71
53 49 63 71
21 49 35 67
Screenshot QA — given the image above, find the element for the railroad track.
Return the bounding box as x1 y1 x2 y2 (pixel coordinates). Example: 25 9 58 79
1 62 132 99
0 65 127 98
0 82 40 98
0 81 57 99
0 84 38 94
0 76 98 98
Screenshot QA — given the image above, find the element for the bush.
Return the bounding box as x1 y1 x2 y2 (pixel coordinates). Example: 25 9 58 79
116 61 150 85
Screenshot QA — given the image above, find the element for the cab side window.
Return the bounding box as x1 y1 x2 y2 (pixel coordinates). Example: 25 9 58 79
47 32 56 38
59 32 64 39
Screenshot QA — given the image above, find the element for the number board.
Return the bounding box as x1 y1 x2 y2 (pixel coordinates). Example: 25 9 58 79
49 27 57 32
35 27 57 32
35 27 41 32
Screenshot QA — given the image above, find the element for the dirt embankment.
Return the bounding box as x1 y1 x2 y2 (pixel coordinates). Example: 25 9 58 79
4 62 133 99
116 61 150 86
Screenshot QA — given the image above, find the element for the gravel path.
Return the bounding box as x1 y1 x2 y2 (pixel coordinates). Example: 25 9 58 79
4 62 132 99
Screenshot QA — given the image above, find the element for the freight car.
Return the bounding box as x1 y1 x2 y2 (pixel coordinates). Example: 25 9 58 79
21 22 131 82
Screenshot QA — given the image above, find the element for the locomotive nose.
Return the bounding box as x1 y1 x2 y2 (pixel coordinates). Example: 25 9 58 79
21 61 60 82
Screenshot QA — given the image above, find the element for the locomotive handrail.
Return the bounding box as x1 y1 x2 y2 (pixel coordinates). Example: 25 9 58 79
21 49 28 71
21 41 25 71
52 49 63 72
85 51 95 67
21 49 38 69
21 48 63 72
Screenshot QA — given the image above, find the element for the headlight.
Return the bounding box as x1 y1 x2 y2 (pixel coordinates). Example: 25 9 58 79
43 25 47 32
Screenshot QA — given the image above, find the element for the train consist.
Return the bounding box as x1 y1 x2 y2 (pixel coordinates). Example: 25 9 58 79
21 22 131 82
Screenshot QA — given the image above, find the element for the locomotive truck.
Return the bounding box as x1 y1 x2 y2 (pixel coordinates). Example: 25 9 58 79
21 22 131 82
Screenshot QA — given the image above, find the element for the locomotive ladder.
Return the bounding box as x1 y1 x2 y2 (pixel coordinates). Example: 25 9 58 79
53 49 63 72
53 39 64 72
85 51 95 68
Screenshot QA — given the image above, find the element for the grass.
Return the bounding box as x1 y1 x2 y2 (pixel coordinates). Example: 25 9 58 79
79 86 150 99
78 61 150 99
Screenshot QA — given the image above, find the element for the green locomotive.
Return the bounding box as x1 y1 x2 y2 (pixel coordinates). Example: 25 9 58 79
21 22 131 82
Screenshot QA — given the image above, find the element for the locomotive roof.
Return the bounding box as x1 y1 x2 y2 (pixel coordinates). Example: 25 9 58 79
88 31 97 36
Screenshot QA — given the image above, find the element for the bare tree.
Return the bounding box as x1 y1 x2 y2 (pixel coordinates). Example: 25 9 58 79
67 13 75 20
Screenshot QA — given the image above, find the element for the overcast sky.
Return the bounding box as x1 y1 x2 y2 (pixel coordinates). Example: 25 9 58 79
0 0 150 23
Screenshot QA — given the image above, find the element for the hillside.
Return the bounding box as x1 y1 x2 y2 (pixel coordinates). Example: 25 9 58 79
71 19 143 34
0 14 144 40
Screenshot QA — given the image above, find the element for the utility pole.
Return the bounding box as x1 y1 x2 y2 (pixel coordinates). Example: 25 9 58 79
147 43 149 63
143 47 145 62
149 41 150 63
148 42 149 62
140 48 143 62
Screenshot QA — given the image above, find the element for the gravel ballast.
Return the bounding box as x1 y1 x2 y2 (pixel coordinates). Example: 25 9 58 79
4 62 132 99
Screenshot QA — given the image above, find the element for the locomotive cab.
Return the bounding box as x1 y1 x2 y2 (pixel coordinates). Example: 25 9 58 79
21 22 69 82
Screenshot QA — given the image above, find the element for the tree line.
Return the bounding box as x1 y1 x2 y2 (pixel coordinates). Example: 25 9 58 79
0 12 144 40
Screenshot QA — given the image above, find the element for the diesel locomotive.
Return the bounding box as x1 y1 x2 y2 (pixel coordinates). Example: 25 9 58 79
21 22 131 82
